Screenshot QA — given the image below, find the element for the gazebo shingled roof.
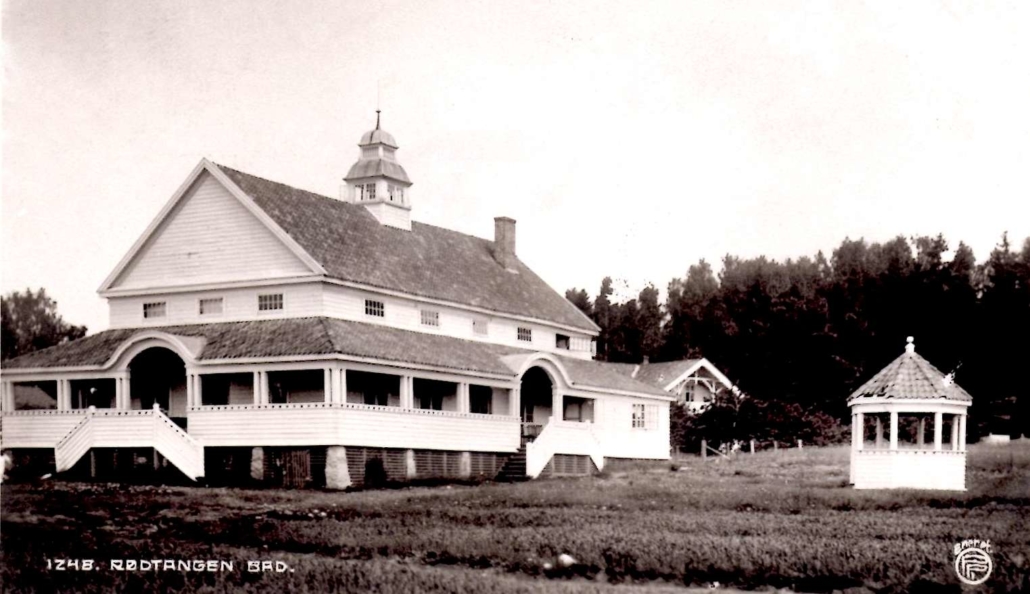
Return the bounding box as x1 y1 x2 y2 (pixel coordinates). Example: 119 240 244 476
847 338 972 403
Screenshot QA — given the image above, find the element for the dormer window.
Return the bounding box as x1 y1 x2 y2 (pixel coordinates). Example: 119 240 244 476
517 327 532 343
365 299 385 318
365 183 376 201
143 302 166 319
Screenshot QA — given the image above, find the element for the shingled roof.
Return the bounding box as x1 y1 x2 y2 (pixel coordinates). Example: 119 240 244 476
609 360 703 389
2 318 666 397
848 340 973 403
215 164 598 333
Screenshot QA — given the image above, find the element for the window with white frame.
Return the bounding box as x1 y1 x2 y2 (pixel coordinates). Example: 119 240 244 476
555 334 570 350
473 318 488 336
365 183 376 201
420 309 440 327
143 302 166 319
631 403 658 430
258 293 283 312
365 299 385 317
199 297 223 316
517 327 532 342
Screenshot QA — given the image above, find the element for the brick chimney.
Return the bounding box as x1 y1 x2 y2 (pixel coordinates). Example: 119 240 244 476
493 217 517 271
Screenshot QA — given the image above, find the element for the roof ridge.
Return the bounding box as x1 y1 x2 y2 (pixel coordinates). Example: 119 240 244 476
317 317 340 355
214 162 500 246
908 352 944 396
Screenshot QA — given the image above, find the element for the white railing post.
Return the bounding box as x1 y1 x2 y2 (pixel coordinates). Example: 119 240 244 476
324 368 333 404
855 412 864 451
934 411 943 451
337 367 347 404
889 410 899 451
959 414 967 452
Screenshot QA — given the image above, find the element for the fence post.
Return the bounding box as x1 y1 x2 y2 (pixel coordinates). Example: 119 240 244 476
750 439 755 455
797 439 803 451
701 439 707 461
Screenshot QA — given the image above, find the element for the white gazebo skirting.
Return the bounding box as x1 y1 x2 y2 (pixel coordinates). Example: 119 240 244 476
849 399 971 491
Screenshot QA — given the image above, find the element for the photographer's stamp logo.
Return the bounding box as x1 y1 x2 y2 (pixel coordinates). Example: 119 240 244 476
954 539 993 586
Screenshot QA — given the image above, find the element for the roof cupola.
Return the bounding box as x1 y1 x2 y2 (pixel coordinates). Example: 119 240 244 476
343 111 413 230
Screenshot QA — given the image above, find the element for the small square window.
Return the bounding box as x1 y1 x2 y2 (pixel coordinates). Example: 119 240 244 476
258 293 283 311
473 319 488 336
632 404 657 430
365 299 385 317
365 183 376 201
420 309 440 327
143 302 166 319
517 327 532 342
199 297 223 315
556 334 570 350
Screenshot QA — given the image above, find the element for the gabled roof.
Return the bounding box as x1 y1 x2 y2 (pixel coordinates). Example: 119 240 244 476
610 358 735 393
848 345 973 403
214 164 598 333
1 318 665 397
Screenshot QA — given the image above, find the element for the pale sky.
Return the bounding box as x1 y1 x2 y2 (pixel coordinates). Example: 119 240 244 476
3 0 1029 332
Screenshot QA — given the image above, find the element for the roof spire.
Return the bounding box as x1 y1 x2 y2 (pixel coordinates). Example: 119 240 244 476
375 109 381 130
905 336 915 354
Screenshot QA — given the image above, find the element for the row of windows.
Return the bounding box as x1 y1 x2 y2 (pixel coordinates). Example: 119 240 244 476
142 294 577 351
143 294 283 319
356 183 406 203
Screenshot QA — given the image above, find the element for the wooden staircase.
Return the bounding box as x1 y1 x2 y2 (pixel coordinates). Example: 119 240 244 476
497 444 529 481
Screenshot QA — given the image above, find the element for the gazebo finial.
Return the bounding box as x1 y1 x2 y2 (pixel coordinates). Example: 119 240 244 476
905 336 915 354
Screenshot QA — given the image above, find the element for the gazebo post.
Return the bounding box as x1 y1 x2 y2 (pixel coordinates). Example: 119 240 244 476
889 410 899 450
917 417 925 448
959 415 967 452
933 411 943 451
855 412 864 450
875 416 883 448
951 415 959 450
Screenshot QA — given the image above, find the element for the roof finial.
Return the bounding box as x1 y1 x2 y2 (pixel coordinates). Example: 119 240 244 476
905 336 915 354
375 109 381 130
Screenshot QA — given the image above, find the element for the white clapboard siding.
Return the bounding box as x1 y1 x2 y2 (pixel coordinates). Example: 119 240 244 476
1 411 88 448
598 396 670 460
187 404 520 452
108 283 323 328
321 284 594 359
337 405 519 452
90 412 158 447
852 451 966 490
111 172 313 290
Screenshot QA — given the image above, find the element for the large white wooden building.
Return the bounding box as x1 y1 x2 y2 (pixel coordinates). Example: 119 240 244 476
0 119 672 488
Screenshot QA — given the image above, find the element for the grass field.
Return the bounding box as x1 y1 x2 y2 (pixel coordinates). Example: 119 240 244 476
2 443 1028 593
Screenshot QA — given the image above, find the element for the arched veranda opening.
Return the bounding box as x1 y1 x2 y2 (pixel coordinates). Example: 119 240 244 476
128 347 187 426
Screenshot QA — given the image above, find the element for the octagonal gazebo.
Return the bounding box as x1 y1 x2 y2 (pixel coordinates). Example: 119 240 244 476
848 337 972 490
